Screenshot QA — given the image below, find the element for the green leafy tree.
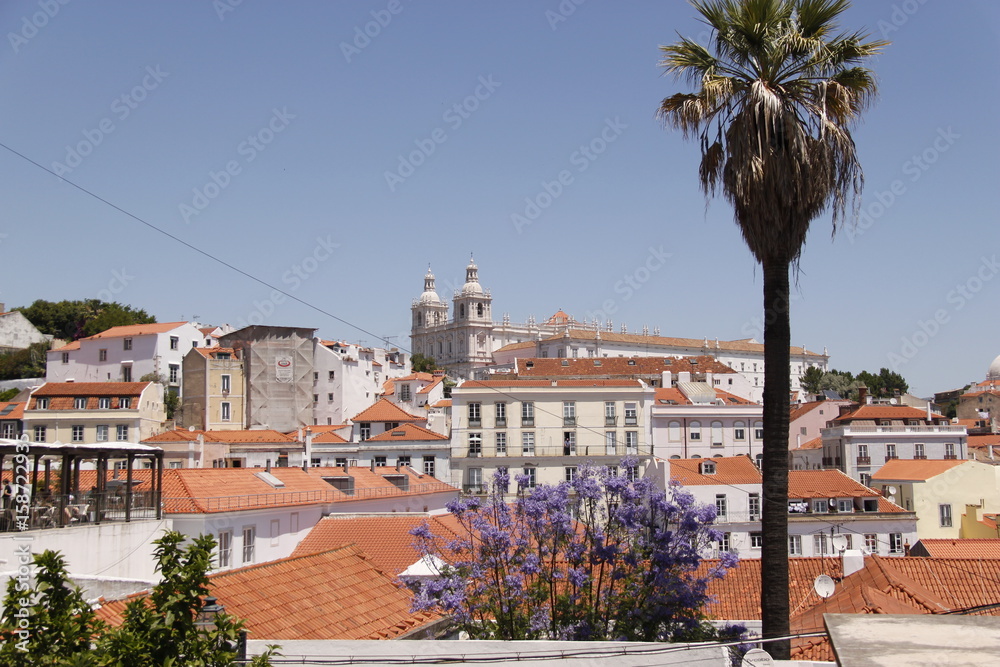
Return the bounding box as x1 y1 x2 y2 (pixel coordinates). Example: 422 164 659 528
0 551 103 666
0 341 50 381
657 1 886 656
800 366 825 395
410 353 436 374
16 300 155 342
0 388 20 401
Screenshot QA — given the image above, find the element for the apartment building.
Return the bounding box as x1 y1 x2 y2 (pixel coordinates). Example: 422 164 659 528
23 381 166 444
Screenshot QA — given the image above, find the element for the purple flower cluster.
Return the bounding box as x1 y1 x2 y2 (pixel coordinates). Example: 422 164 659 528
408 459 740 642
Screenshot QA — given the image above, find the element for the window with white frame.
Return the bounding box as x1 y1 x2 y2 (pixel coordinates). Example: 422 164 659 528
812 499 828 514
522 466 536 488
218 530 233 568
715 494 728 520
565 466 577 483
750 532 763 549
625 431 638 454
468 402 481 425
270 519 280 547
864 533 878 553
74 397 87 409
423 456 435 477
221 374 231 393
837 499 854 513
521 402 534 425
121 365 132 382
939 504 952 527
886 443 897 459
36 397 49 409
734 421 746 440
242 526 256 564
690 421 701 441
749 493 761 521
624 403 637 425
359 423 371 441
889 533 903 554
399 384 412 402
814 533 829 555
123 338 132 351
170 336 179 350
72 425 84 442
563 431 576 455
860 473 872 487
711 421 723 447
374 455 386 467
467 467 483 492
397 455 411 468
754 421 764 439
99 397 111 409
99 349 107 361
522 432 535 456
495 432 507 455
96 425 108 442
668 420 681 441
945 442 955 458
495 402 506 425
468 432 482 456
914 443 925 458
116 425 129 441
788 535 802 555
626 465 638 482
717 532 731 553
168 364 179 383
563 401 576 425
605 431 616 455
605 401 616 425
221 402 231 421
120 397 131 409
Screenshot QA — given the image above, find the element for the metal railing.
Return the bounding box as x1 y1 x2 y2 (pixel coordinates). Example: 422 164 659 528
0 490 159 533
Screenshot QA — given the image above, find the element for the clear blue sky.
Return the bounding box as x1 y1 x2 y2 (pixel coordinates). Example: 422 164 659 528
2 0 997 397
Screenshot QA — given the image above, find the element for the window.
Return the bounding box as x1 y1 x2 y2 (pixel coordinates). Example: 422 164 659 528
169 364 179 383
914 443 925 459
116 425 129 441
72 425 84 442
860 473 872 487
565 466 577 483
734 421 746 441
36 397 49 409
221 402 231 421
605 401 616 425
858 444 869 461
242 527 255 564
945 443 956 459
750 532 763 549
327 393 333 401
717 532 731 553
61 352 69 364
812 499 828 514
96 425 108 442
466 467 483 493
689 421 701 441
359 423 371 441
668 420 681 441
34 425 46 442
563 431 576 455
814 533 830 555
626 465 638 482
495 432 507 455
374 456 386 467
423 456 435 477
864 534 878 553
715 494 728 520
563 401 576 425
468 402 481 426
625 431 638 455
397 455 411 468
605 431 616 455
468 432 482 457
837 499 854 513
749 493 761 521
711 421 723 447
120 397 132 409
270 519 280 547
99 397 111 409
754 421 764 439
522 432 535 456
217 530 232 567
170 336 179 350
399 384 411 402
495 402 506 426
521 402 534 426
123 338 132 351
121 365 132 382
939 504 953 527
99 349 107 361
313 394 318 403
886 443 897 460
624 402 637 425
788 535 802 555
889 533 903 554
522 466 536 488
74 397 87 409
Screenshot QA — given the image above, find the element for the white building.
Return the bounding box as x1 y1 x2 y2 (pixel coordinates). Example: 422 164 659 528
46 322 205 396
308 422 451 474
311 339 410 426
449 377 655 494
0 307 50 353
656 457 918 559
820 405 968 486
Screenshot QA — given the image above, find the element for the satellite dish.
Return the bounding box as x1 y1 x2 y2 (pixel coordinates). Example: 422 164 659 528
887 495 897 504
832 534 849 552
888 485 898 495
742 648 774 666
188 426 196 432
889 398 898 405
813 574 836 599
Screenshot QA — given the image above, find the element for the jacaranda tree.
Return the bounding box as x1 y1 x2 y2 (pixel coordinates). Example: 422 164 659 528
410 460 743 642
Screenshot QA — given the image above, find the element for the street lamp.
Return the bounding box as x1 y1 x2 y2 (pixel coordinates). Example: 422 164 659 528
195 596 247 662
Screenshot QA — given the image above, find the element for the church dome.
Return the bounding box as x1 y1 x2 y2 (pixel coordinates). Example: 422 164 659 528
418 266 442 304
461 256 484 296
988 354 1000 380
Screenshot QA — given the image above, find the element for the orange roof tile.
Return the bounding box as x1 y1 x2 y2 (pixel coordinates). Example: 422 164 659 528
311 431 347 444
51 340 81 352
416 376 445 394
461 379 555 388
669 456 762 486
351 398 424 423
713 388 755 405
141 429 295 444
789 400 839 422
654 387 690 405
95 546 439 640
291 514 462 574
788 469 881 499
515 355 737 378
834 405 946 422
0 402 25 420
31 382 150 397
871 458 968 482
431 399 452 408
969 434 1000 448
366 423 448 442
189 346 239 359
81 322 190 340
794 437 823 451
913 538 1000 559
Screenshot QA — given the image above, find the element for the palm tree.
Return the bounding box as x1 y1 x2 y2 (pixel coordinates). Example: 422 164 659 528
657 0 885 658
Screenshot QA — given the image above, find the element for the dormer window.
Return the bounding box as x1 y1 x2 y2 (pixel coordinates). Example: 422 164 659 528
700 460 716 475
35 397 49 409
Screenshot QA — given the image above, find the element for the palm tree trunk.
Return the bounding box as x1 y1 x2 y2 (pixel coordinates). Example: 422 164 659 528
761 256 791 660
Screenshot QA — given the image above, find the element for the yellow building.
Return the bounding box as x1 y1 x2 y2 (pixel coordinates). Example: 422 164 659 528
181 347 245 430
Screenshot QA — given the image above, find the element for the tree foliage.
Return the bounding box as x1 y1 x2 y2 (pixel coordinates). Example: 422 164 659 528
0 341 50 381
410 353 436 374
410 461 743 643
15 300 155 342
0 532 277 666
0 387 20 402
801 367 909 400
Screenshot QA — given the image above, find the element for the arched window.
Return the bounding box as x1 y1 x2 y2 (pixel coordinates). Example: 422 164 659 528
668 421 682 442
416 312 422 326
459 304 465 319
477 303 484 317
689 421 702 441
711 421 723 447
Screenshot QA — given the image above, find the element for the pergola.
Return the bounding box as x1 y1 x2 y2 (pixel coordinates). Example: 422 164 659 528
0 437 164 528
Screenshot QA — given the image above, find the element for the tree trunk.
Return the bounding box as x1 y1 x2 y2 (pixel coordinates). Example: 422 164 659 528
760 256 791 660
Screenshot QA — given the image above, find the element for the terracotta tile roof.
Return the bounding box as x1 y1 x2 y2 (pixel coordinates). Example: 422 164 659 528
431 399 452 408
669 456 762 486
81 322 190 340
190 346 239 359
528 329 824 357
714 389 755 405
788 469 880 499
514 355 737 378
366 423 448 442
834 405 946 422
0 402 25 420
416 376 445 394
789 401 830 422
198 327 219 336
493 340 536 353
95 545 439 640
794 437 823 451
291 514 463 574
28 382 152 410
460 379 554 388
51 340 81 352
913 539 1000 559
351 399 424 423
141 429 295 444
871 459 968 482
311 431 347 444
654 387 690 405
381 379 395 395
969 434 1000 448
142 429 209 443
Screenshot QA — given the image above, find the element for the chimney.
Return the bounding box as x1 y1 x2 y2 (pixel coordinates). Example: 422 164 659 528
370 460 376 473
857 385 868 404
842 548 865 577
705 372 714 386
302 427 312 471
661 370 672 387
904 540 911 556
678 371 691 383
342 460 349 474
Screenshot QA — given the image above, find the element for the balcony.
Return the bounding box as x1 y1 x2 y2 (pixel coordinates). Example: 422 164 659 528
521 419 534 427
462 484 485 495
468 419 482 428
944 454 958 460
495 418 506 428
467 450 481 458
563 445 577 456
886 454 898 460
914 454 927 459
856 456 871 465
624 416 638 426
564 417 576 426
605 416 617 426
